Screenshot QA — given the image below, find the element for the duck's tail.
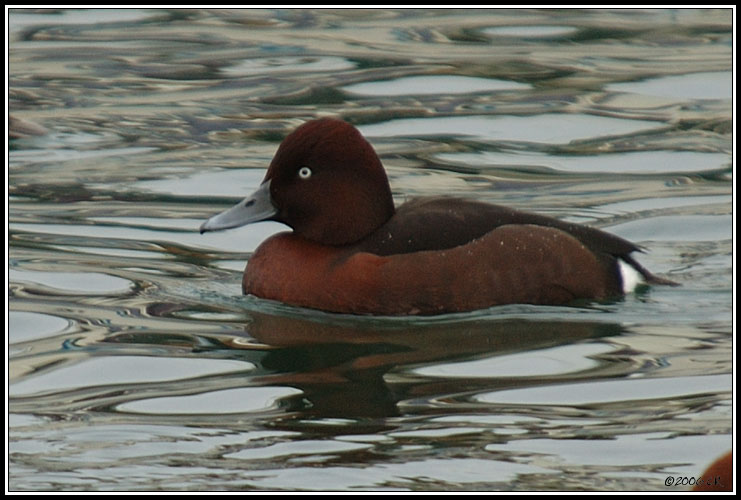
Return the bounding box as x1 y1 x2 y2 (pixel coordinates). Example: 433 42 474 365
620 254 681 289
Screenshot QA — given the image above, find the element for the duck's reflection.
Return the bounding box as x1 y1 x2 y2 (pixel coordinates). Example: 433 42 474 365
222 309 624 421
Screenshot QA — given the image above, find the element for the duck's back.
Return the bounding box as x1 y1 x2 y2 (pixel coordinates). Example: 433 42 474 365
356 197 637 256
353 196 675 295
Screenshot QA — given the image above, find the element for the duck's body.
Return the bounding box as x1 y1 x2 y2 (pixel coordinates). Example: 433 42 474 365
201 118 676 315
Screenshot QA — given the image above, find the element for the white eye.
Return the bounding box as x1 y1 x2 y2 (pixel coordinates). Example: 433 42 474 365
298 166 312 179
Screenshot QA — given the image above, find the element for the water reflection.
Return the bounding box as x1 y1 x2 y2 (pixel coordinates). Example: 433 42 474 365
105 310 625 422
254 316 622 421
10 302 626 419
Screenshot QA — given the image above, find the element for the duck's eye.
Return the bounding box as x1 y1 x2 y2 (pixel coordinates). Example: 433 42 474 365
298 166 312 179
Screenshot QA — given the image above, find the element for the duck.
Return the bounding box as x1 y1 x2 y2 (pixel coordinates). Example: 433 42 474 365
200 118 677 315
692 451 733 492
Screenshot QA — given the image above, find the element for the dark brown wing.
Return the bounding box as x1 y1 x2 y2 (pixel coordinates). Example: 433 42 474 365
354 197 676 285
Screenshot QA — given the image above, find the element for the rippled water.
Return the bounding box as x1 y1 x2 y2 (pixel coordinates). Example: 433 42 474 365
8 8 733 492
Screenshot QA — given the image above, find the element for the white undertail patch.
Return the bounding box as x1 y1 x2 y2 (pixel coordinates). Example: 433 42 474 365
618 259 643 293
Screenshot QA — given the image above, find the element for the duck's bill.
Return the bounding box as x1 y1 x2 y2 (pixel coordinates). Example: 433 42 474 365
199 180 277 233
